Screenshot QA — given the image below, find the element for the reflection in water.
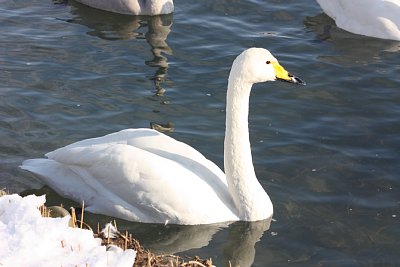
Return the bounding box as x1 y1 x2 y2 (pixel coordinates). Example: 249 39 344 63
68 1 173 96
91 215 271 266
142 223 226 254
222 220 271 267
304 13 400 65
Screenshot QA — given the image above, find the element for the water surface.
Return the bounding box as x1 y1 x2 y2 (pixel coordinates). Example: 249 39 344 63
1 0 399 266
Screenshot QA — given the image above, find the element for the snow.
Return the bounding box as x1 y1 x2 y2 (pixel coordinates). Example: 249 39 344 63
0 194 136 267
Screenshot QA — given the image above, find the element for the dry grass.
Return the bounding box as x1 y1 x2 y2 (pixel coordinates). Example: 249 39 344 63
39 201 214 267
95 224 214 267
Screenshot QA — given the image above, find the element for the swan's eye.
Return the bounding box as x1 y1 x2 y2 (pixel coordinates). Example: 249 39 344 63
266 61 271 64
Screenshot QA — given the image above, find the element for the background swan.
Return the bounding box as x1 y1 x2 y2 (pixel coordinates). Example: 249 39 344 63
315 0 400 41
73 0 174 15
21 48 304 225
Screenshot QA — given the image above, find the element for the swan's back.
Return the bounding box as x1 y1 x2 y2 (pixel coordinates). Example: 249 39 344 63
47 129 205 163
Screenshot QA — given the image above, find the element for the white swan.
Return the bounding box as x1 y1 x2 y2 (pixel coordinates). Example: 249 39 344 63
21 48 304 225
73 0 174 15
315 0 400 41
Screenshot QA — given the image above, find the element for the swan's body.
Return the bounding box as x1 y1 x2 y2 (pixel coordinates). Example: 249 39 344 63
315 0 400 41
74 0 174 15
21 48 304 225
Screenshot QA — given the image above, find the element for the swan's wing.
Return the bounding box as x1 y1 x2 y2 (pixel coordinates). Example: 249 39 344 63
24 129 237 224
48 128 227 185
55 143 235 223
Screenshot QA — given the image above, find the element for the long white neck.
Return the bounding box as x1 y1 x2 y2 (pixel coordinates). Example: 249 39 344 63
224 74 272 221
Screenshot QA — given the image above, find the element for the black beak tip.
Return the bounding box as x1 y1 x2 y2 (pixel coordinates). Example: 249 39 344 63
293 76 306 85
276 76 306 85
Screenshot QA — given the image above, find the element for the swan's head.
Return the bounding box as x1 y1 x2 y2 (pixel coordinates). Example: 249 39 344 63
230 48 305 85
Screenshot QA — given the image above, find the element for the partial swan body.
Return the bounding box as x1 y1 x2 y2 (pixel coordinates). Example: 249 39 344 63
315 0 400 41
21 48 304 225
73 0 174 15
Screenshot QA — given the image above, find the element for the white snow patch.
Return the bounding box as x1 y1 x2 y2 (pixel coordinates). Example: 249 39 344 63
0 194 136 267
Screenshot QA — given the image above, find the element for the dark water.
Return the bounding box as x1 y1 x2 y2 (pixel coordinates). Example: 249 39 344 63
1 0 400 266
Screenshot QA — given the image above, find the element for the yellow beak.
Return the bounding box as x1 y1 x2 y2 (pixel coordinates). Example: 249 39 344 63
272 61 305 85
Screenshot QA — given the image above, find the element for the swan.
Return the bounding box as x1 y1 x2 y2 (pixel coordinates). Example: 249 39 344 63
315 0 400 41
21 48 305 225
73 0 174 15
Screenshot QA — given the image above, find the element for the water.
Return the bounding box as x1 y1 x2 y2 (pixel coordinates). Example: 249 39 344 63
1 0 400 266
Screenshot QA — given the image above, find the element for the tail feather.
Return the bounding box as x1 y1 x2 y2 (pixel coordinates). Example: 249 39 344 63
20 159 97 204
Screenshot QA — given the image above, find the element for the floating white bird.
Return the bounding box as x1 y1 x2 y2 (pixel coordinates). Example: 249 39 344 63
315 0 400 41
73 0 174 15
21 48 304 225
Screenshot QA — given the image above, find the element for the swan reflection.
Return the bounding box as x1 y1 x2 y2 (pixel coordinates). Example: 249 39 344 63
221 220 271 267
304 13 400 65
98 216 271 267
68 2 173 95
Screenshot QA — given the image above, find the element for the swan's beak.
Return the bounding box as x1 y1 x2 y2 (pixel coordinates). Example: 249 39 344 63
272 62 306 85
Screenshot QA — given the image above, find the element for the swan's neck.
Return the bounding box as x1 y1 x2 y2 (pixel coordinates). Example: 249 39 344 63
224 76 271 221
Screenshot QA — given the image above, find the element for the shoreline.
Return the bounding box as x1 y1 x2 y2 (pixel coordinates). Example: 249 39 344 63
0 190 215 267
